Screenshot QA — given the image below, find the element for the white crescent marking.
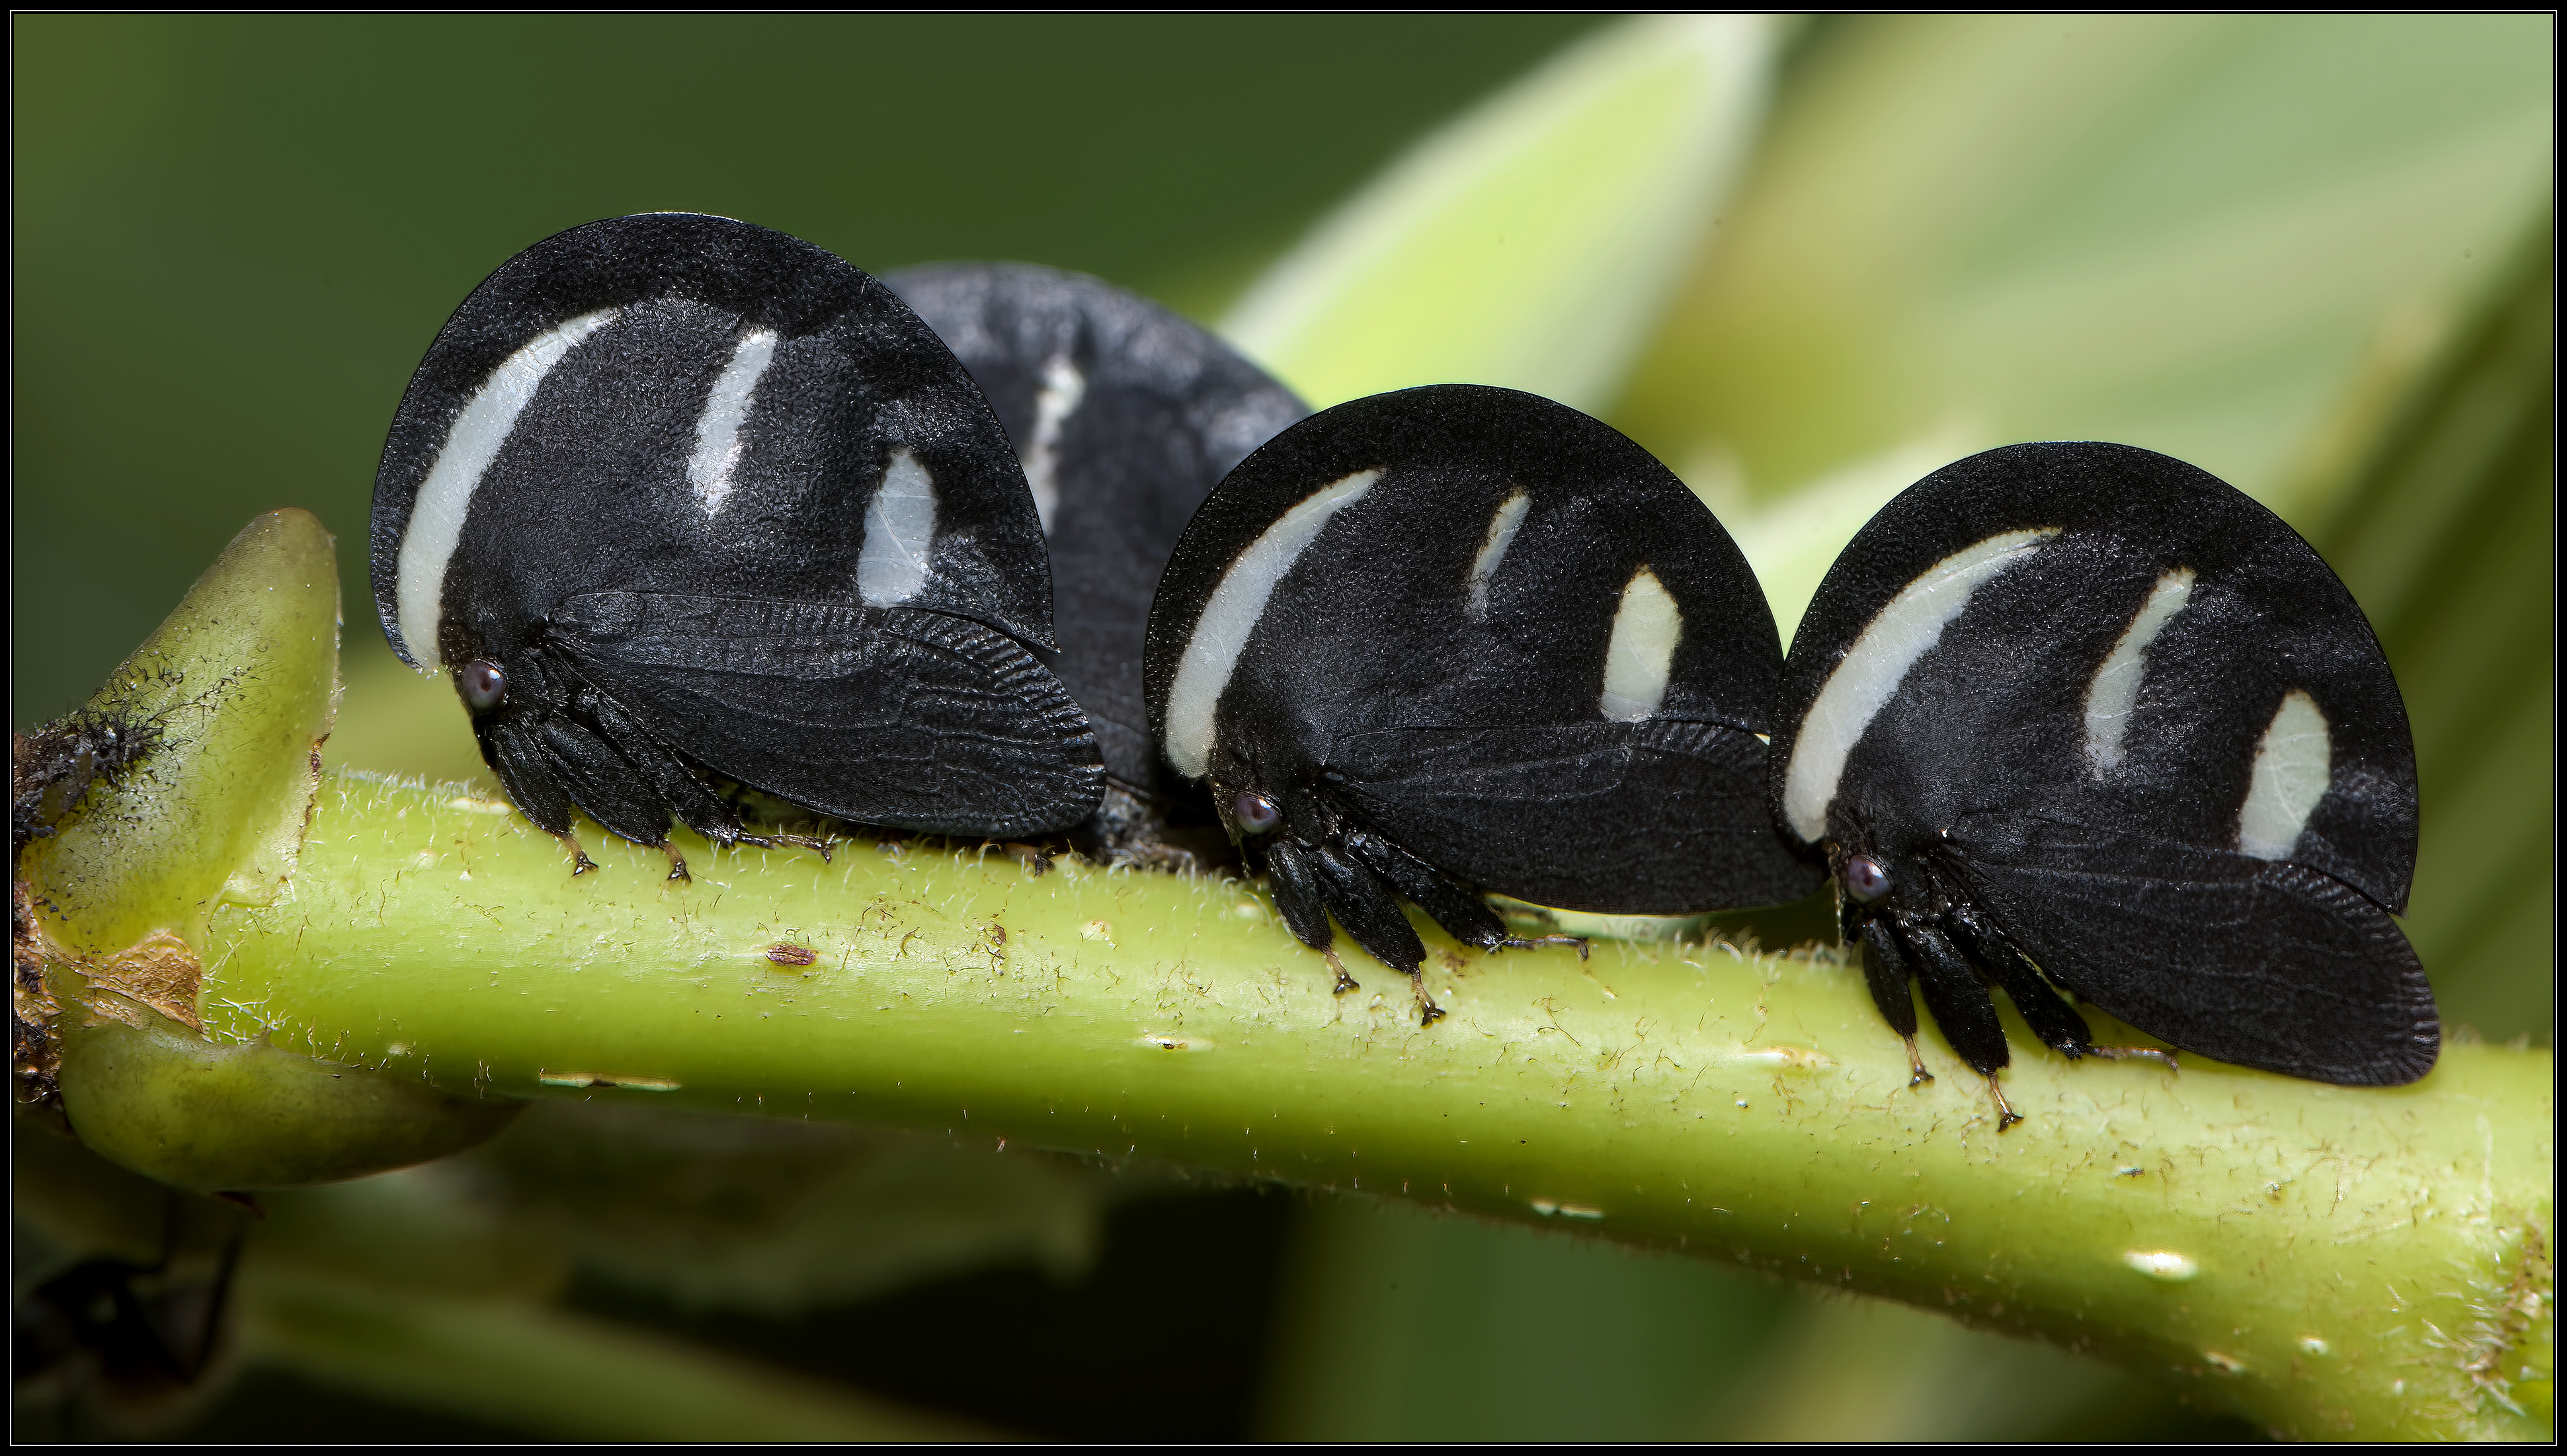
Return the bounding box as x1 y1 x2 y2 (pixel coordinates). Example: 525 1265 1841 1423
856 448 938 606
2236 690 2331 860
395 307 622 670
2083 567 2195 776
1022 353 1086 538
1465 488 1531 621
1598 567 1681 721
1162 470 1380 780
1781 527 2059 842
687 329 778 518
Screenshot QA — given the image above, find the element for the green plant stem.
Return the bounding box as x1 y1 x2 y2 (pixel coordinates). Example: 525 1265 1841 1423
20 453 2549 1443
187 772 2549 1439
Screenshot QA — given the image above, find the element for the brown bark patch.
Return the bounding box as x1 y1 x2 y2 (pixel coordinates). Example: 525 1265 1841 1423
71 930 205 1032
12 879 61 1105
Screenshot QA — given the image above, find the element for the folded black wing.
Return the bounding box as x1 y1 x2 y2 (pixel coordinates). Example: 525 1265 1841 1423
889 262 1306 795
1332 719 1815 914
553 591 1101 838
1773 441 2418 915
1145 385 1816 914
1945 812 2438 1085
374 213 1056 671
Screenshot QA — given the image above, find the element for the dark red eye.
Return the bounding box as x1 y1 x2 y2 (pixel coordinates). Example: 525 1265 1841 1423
1840 853 1891 904
1233 789 1281 834
459 659 507 713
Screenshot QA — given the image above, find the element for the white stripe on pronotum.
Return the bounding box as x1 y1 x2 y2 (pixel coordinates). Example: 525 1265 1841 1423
395 307 622 670
856 449 939 606
688 329 779 518
1781 527 2059 842
2082 567 2195 775
1162 470 1381 779
1022 353 1086 537
2236 689 2331 860
1464 488 1530 622
1598 567 1681 721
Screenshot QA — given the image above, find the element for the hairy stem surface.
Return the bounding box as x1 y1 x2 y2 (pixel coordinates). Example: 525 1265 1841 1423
191 773 2550 1439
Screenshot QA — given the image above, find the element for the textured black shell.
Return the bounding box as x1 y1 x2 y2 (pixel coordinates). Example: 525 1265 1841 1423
367 214 1100 842
888 262 1306 798
1145 384 1816 914
371 212 1053 671
1773 441 2433 1084
1772 440 2416 912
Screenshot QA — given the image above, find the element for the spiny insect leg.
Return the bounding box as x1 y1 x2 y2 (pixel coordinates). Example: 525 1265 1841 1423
1857 920 1931 1084
1901 920 2011 1076
1940 904 2176 1071
1984 1074 2023 1131
1408 969 1447 1026
483 719 577 835
585 687 748 854
531 716 675 849
704 779 835 857
1266 841 1333 944
1266 840 1355 996
1945 902 2092 1058
1309 844 1437 1024
1342 829 1512 951
971 840 1053 875
736 829 836 862
659 843 690 883
1308 843 1426 971
553 832 598 875
1839 891 1870 947
1324 949 1360 996
2090 1044 2181 1071
1907 919 2025 1129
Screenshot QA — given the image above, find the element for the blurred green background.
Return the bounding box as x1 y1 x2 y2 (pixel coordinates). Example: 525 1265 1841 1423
11 13 1606 725
13 13 2551 1442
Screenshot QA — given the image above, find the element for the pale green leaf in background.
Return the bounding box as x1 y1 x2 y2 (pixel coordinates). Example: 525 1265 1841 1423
1223 14 1781 414
1613 12 2551 641
2313 223 2552 1040
1233 14 2554 1441
15 13 2551 1443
